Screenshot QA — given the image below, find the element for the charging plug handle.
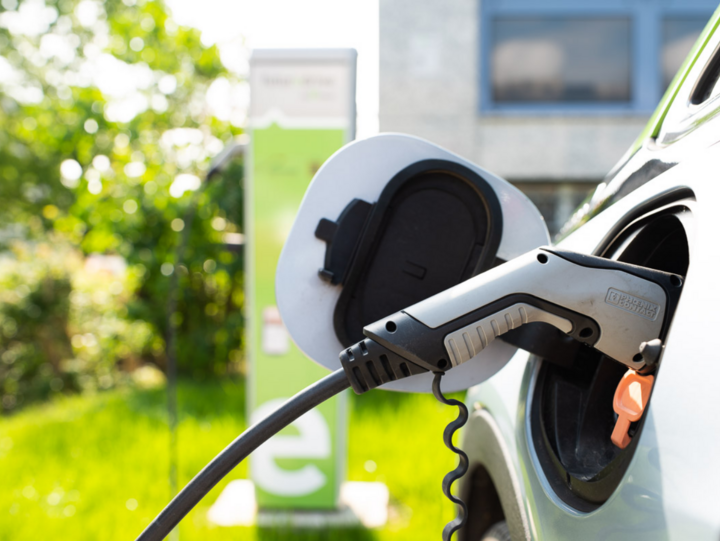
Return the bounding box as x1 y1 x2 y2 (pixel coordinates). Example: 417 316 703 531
340 247 683 392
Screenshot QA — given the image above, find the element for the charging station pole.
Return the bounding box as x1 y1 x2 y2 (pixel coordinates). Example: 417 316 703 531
246 49 357 510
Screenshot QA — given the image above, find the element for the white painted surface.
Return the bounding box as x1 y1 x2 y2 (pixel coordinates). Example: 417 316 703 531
207 480 389 528
207 479 257 527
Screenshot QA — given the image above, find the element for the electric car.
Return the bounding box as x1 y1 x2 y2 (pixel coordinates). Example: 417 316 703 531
458 10 720 541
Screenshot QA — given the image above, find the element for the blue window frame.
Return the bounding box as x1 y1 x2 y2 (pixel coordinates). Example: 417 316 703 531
480 0 716 115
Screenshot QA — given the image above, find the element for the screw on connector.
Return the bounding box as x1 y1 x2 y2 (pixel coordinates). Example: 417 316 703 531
432 372 469 541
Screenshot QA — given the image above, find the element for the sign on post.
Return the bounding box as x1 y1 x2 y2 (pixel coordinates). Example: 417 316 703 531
246 49 357 509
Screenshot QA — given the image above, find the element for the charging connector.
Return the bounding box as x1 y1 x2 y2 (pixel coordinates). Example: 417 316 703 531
344 248 682 381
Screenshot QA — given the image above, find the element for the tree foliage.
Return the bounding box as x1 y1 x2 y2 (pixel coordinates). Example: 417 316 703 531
0 0 246 411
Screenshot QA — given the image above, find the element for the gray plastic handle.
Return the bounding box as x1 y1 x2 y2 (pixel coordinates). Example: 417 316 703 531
444 303 572 367
404 249 667 369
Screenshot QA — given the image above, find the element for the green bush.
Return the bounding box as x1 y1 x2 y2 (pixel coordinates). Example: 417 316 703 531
0 240 157 411
0 242 73 409
0 0 247 411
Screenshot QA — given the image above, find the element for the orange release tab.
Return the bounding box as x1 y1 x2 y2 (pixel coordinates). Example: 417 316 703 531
611 370 654 449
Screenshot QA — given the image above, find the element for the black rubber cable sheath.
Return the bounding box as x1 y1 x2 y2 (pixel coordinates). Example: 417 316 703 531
135 368 350 541
432 373 469 541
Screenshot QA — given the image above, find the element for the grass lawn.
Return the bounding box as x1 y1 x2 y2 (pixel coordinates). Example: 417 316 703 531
0 378 464 540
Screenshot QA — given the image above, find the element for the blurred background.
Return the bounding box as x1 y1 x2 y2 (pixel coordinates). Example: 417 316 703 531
0 0 714 539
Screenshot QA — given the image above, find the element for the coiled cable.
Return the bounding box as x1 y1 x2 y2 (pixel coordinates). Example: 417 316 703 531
432 372 469 541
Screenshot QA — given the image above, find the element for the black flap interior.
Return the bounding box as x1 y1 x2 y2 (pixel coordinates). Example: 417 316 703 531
315 159 503 346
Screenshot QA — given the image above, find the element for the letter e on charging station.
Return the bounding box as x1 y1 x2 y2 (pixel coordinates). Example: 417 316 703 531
246 49 356 509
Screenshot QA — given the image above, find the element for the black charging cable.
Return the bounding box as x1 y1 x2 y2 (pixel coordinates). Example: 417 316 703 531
138 327 469 541
432 373 469 541
136 368 350 541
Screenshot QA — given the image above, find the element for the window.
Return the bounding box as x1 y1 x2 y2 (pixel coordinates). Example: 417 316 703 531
481 1 715 114
492 18 631 103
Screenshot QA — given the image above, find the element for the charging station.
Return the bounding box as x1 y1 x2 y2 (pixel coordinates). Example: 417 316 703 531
245 48 357 510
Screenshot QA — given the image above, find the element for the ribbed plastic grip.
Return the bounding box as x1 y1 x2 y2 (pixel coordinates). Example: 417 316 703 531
339 338 427 394
444 302 572 366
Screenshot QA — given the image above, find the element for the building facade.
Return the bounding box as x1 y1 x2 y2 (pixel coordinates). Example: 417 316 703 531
379 0 716 235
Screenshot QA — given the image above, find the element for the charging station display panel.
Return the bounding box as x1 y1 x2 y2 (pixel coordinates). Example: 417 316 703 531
247 49 356 509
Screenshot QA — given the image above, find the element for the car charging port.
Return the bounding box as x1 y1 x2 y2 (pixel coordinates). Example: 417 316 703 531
529 205 690 510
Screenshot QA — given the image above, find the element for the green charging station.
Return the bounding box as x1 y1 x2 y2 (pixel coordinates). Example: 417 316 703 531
246 49 357 509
